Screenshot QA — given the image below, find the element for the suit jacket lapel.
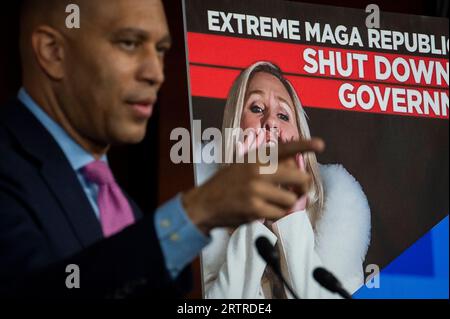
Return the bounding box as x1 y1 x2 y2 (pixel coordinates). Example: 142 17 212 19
40 160 104 247
1 99 104 247
124 193 144 221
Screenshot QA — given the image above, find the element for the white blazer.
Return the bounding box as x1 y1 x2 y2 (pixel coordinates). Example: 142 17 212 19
201 164 371 299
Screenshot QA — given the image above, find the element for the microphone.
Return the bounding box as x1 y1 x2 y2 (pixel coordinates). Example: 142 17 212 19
313 267 352 299
255 236 300 299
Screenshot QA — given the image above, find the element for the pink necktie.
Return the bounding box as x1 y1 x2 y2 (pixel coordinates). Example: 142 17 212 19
82 161 135 237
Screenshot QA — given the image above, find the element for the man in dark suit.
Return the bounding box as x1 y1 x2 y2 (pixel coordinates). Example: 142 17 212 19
0 0 323 298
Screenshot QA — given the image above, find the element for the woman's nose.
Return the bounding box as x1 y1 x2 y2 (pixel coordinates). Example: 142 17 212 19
262 93 281 130
262 112 279 130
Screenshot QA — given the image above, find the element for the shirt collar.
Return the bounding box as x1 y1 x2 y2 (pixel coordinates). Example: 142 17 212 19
18 88 107 171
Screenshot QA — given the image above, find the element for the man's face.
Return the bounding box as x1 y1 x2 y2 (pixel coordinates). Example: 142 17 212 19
60 0 171 146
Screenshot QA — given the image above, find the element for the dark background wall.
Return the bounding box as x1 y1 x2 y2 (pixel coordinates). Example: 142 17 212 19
0 0 448 299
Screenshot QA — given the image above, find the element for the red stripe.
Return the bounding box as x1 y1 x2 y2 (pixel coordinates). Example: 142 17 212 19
187 32 449 89
189 65 449 119
189 66 240 100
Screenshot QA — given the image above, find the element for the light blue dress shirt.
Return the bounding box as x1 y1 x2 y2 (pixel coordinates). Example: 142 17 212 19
18 88 210 279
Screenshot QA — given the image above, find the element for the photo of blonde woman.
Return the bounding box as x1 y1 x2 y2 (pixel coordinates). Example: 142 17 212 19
199 61 371 299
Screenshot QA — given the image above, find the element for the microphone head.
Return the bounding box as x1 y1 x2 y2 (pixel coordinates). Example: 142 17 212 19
313 267 342 293
255 236 300 299
255 236 279 265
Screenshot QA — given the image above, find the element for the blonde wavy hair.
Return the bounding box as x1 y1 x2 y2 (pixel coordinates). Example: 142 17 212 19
221 61 324 228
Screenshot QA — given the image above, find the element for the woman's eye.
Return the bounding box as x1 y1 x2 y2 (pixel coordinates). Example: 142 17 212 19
278 113 290 122
250 105 264 114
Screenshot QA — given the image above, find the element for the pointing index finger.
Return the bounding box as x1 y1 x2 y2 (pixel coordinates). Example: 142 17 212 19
278 138 325 160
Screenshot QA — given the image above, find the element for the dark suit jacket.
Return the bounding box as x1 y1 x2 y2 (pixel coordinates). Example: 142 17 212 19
0 99 191 298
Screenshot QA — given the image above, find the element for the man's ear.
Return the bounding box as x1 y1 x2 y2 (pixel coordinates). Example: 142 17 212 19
31 25 65 80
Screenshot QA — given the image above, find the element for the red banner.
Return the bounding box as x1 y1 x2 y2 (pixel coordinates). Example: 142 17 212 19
188 33 449 89
188 33 449 119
